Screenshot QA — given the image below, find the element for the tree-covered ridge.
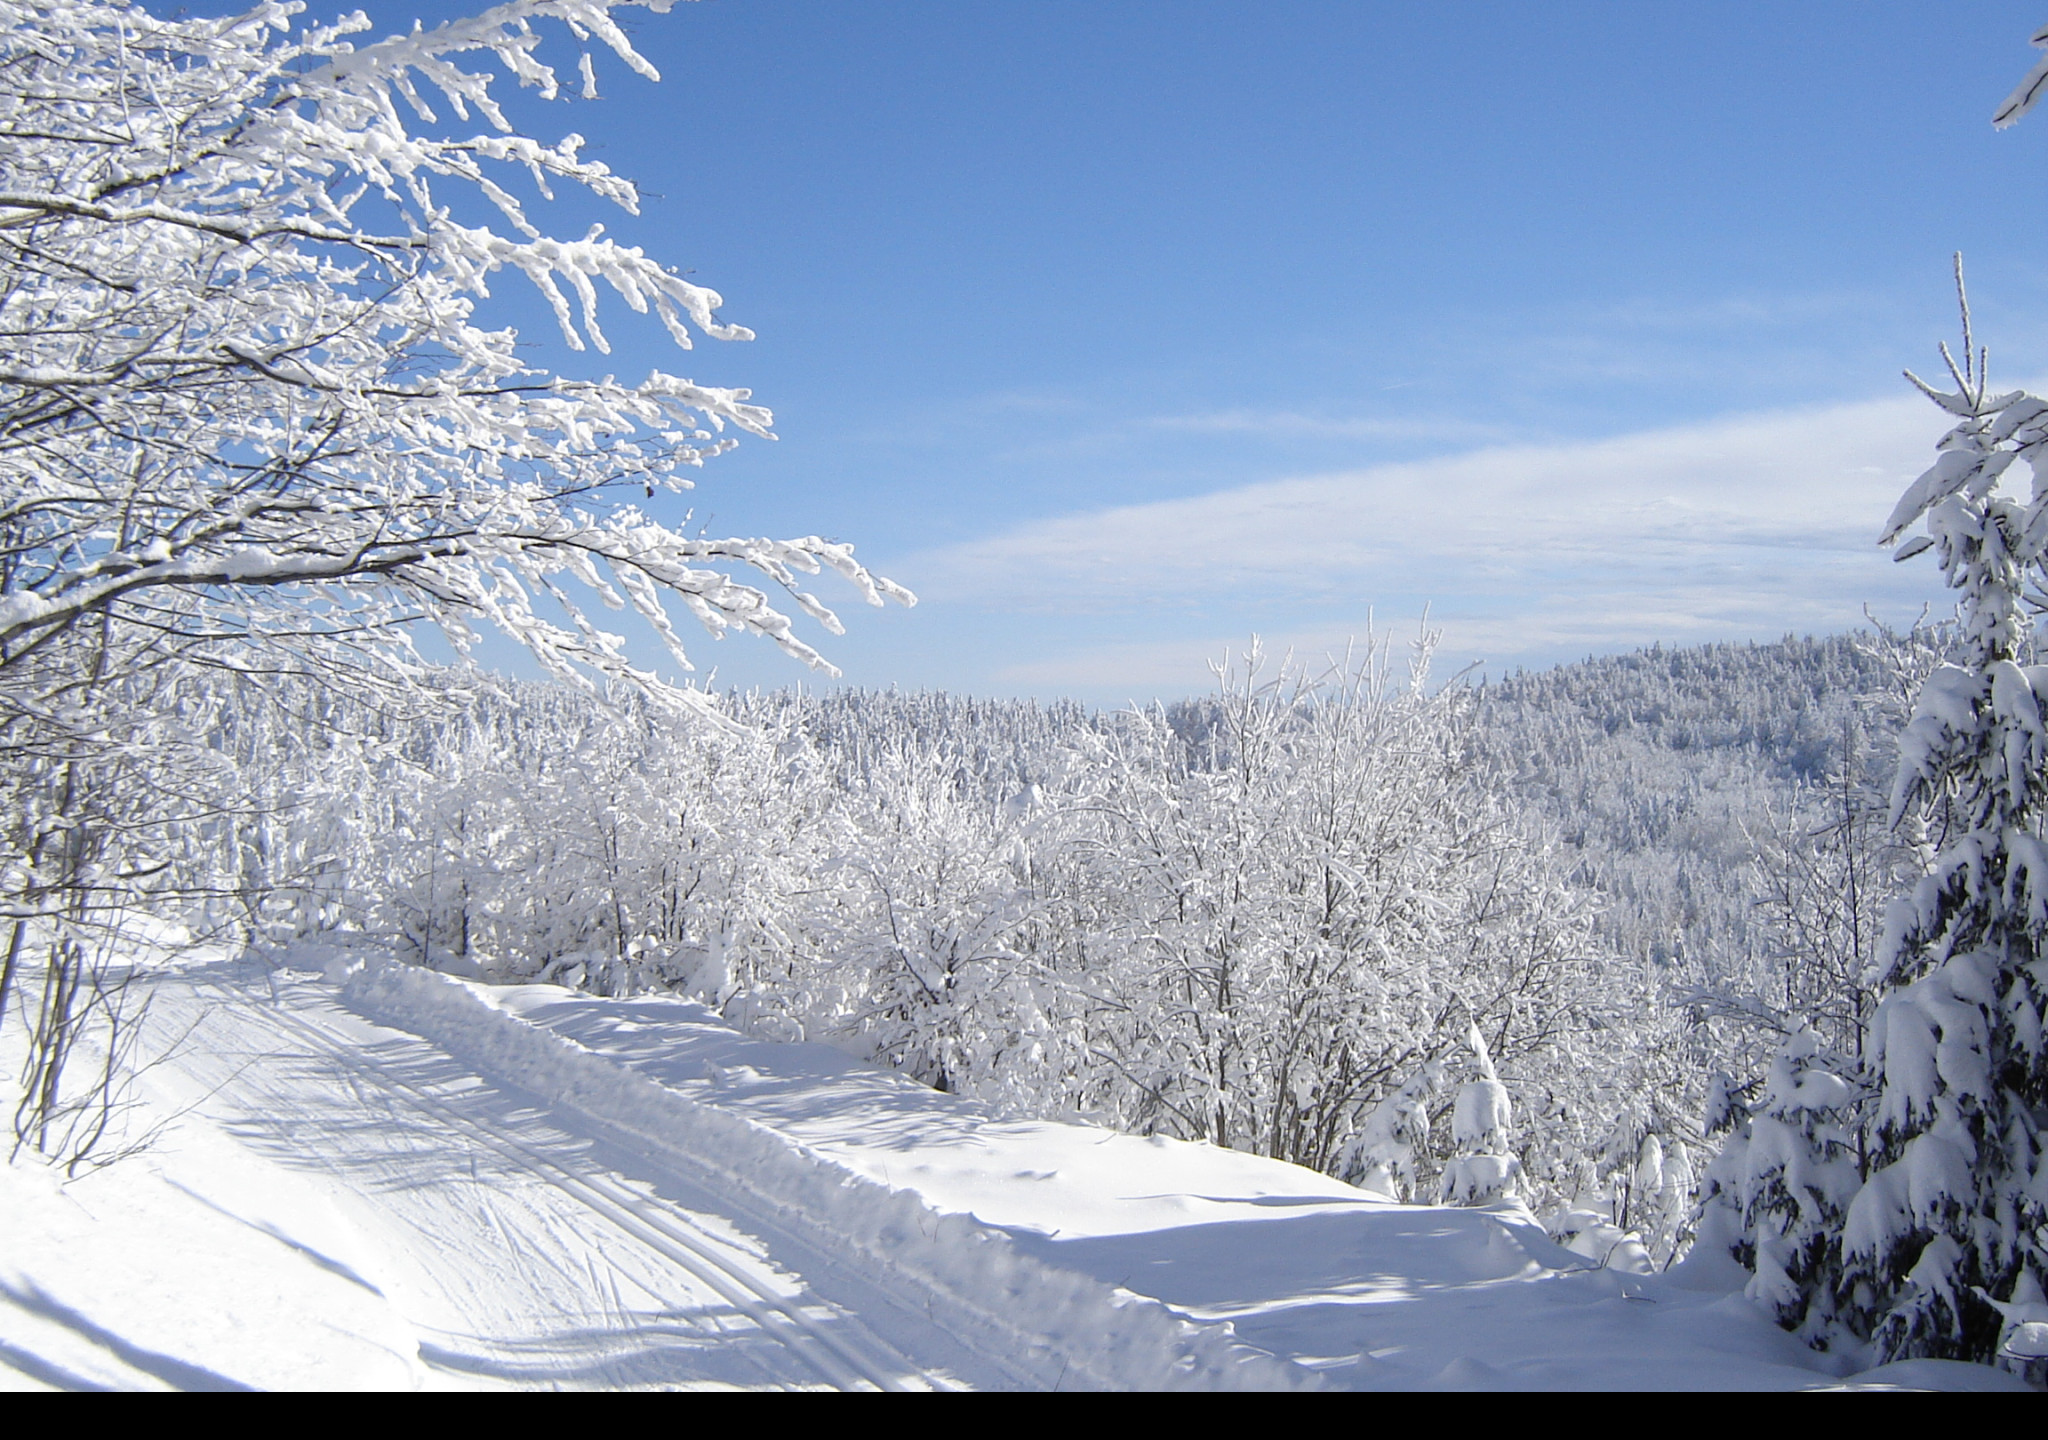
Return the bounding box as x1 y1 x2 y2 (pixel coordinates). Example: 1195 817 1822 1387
1481 633 1907 783
1475 630 1932 980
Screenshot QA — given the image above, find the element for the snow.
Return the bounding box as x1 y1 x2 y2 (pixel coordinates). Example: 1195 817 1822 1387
0 1139 419 1391
0 948 2030 1389
1452 1079 1512 1151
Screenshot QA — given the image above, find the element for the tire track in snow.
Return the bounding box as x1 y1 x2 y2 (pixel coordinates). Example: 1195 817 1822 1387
306 1027 923 1391
195 982 952 1392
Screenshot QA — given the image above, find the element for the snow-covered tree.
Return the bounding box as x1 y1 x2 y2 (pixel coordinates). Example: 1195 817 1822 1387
1035 633 1616 1205
1438 1023 1521 1205
0 0 909 734
0 0 910 1160
1702 1030 1862 1344
1336 1062 1440 1200
1841 266 2048 1362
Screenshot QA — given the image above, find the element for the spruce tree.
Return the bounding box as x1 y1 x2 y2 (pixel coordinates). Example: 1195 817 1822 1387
1843 266 2048 1363
1439 1026 1521 1206
1709 1031 1862 1346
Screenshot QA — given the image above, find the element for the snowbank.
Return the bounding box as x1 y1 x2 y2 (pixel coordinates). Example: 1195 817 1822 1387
342 957 1313 1391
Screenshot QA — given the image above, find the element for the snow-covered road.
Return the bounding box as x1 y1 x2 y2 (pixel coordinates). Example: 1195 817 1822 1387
0 951 2030 1390
94 963 1046 1389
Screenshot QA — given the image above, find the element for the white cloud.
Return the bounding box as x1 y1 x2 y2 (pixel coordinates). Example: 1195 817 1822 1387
917 392 1963 693
1141 409 1520 444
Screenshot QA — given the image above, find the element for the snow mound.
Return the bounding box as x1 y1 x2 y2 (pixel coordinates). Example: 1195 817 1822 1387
342 958 1312 1391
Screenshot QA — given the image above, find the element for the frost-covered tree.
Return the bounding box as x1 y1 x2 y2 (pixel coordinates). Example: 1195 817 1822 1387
1841 268 2048 1363
0 0 909 1160
0 0 909 731
1037 633 1615 1206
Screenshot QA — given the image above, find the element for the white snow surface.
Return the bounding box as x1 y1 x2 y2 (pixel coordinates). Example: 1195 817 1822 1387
0 949 2028 1390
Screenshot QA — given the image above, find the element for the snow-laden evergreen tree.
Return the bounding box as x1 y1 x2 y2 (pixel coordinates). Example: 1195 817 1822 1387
1336 1062 1440 1201
1645 1134 1697 1266
1439 1024 1521 1205
1701 1030 1861 1344
1842 265 2048 1362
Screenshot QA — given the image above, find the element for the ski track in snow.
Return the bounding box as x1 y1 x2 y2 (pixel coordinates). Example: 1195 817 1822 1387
5 962 1009 1390
221 1000 961 1391
0 952 2031 1391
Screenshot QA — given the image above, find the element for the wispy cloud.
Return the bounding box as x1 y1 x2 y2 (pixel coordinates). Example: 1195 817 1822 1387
1141 408 1524 445
915 392 1961 693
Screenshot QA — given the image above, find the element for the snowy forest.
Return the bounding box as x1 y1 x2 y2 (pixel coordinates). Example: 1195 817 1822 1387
10 0 2048 1391
53 628 1934 1248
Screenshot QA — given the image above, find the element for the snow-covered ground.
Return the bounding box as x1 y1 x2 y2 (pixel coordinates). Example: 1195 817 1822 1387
0 950 2026 1390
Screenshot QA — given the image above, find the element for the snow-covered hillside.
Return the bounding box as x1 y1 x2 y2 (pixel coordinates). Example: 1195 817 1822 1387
0 948 2021 1390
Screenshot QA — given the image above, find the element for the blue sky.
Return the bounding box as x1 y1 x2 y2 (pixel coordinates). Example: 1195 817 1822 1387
366 0 2048 702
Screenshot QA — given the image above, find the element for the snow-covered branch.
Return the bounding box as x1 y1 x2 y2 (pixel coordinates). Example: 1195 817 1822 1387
0 0 911 723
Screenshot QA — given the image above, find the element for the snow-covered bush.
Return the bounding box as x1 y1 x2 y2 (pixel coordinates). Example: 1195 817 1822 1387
1545 1206 1653 1274
1336 1063 1441 1200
